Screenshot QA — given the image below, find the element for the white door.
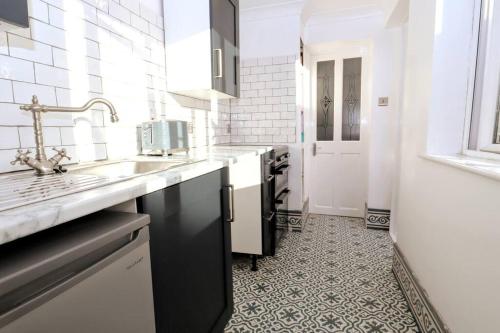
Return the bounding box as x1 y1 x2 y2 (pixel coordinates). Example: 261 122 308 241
309 49 369 217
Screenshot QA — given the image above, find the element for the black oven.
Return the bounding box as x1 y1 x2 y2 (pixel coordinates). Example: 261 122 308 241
261 150 275 256
273 146 290 244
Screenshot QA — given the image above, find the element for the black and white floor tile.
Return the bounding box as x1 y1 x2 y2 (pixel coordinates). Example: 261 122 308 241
225 215 420 333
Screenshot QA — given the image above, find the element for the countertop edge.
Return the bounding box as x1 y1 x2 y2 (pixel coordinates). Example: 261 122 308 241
0 145 273 246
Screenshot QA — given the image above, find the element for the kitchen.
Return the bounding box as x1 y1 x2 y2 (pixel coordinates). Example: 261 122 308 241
0 0 499 333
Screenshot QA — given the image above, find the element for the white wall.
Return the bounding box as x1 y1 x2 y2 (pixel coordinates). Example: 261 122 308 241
368 28 405 209
240 4 301 59
392 0 500 331
234 5 304 211
303 12 405 210
0 0 229 173
426 0 476 155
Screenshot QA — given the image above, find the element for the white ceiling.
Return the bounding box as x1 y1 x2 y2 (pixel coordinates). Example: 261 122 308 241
239 0 302 11
240 0 390 22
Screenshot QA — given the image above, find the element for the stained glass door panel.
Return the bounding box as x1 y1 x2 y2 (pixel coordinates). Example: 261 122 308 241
342 58 362 141
316 60 335 141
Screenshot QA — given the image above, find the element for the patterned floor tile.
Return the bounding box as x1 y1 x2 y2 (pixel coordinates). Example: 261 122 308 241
225 215 419 333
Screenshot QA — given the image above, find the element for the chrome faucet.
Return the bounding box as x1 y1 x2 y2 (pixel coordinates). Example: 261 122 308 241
11 95 119 175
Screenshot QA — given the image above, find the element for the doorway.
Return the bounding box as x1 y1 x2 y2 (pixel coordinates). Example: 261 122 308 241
307 44 371 217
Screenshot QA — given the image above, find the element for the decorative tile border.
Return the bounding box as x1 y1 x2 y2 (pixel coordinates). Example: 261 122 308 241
276 211 305 232
287 211 303 231
392 244 450 333
276 199 309 232
366 208 390 229
276 212 289 230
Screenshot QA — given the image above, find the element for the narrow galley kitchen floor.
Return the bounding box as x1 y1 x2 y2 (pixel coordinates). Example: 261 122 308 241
225 215 420 333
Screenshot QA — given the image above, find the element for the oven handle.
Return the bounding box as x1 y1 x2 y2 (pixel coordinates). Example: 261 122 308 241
265 159 274 166
276 153 290 163
264 211 275 222
274 164 290 175
266 175 274 183
275 189 290 204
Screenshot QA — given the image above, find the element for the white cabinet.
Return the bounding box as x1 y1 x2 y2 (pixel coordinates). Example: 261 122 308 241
163 0 240 99
229 154 263 255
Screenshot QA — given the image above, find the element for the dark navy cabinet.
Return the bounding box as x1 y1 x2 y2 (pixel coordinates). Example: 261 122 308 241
137 168 233 333
211 0 239 98
0 0 29 27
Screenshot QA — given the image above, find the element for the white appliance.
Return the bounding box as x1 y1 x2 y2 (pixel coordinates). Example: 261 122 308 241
0 211 156 333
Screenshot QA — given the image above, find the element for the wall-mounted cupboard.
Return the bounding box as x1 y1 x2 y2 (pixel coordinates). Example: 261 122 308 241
0 0 28 28
164 0 239 99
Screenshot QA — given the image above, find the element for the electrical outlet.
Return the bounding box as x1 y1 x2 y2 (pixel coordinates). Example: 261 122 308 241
378 97 389 106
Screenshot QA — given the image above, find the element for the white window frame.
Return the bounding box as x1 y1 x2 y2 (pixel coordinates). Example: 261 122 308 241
463 0 500 159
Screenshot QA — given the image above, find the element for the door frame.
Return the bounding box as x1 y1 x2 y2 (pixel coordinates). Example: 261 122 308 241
304 41 373 217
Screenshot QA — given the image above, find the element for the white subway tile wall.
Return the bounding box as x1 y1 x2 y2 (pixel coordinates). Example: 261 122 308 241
0 0 229 173
230 55 298 144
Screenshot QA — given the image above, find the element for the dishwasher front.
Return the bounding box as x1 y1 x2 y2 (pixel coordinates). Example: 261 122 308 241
0 211 156 333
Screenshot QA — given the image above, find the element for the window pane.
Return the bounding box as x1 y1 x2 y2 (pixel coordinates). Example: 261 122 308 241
469 0 500 150
342 58 362 141
316 60 334 141
495 84 500 144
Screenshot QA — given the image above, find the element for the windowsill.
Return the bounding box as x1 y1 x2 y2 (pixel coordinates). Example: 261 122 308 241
421 153 500 182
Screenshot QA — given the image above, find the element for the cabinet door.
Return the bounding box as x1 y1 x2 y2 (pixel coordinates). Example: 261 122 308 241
137 169 233 333
0 0 29 27
211 0 239 97
229 154 262 255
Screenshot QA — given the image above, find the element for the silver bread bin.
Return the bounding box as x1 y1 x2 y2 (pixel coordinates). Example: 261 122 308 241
140 120 189 155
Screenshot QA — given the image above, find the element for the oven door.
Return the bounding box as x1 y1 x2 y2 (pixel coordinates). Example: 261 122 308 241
275 188 290 213
274 163 290 195
261 152 276 256
275 188 289 232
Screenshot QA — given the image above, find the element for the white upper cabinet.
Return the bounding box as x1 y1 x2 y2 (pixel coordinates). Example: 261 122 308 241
164 0 240 99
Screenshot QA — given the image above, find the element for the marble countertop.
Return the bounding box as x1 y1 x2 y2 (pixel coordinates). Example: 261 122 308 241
0 145 273 246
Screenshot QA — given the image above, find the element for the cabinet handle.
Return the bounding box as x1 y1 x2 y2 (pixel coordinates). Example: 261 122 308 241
225 184 234 223
214 48 223 78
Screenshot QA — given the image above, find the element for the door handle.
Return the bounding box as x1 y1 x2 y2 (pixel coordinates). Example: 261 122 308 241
214 48 223 78
313 143 317 156
225 184 234 222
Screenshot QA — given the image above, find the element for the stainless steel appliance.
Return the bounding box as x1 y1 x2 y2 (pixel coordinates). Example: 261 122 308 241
273 146 290 235
0 211 156 333
140 120 189 155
